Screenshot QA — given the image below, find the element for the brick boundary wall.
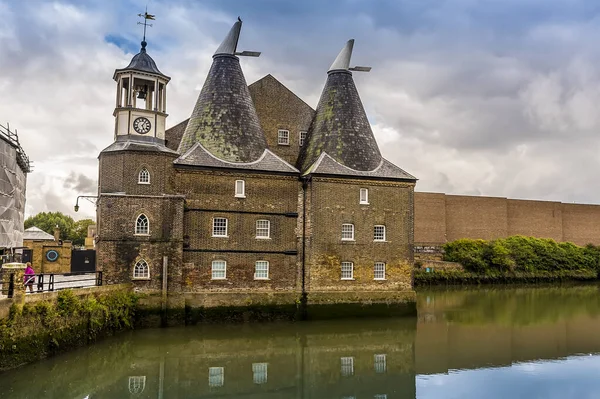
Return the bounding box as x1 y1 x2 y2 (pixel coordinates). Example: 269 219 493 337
415 192 600 247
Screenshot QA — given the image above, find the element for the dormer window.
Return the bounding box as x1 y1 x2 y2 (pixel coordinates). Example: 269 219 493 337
235 180 245 198
278 129 290 145
138 168 150 184
360 188 369 204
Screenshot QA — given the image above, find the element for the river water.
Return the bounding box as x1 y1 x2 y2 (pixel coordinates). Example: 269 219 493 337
3 284 600 398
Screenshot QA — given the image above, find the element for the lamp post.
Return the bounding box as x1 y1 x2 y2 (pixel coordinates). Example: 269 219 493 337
74 195 98 212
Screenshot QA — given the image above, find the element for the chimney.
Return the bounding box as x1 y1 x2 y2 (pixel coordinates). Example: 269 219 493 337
53 225 60 242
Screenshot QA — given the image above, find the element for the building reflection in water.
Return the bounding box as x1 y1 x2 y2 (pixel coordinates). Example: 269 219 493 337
4 286 600 398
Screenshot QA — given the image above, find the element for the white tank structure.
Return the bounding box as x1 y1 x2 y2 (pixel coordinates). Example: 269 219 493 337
0 123 31 250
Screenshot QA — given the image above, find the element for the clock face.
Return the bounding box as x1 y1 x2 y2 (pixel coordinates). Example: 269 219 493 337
133 117 152 134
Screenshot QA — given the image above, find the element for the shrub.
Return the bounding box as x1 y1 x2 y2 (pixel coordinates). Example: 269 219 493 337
442 235 600 274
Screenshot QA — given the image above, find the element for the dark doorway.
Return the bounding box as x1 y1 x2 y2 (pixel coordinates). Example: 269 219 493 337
71 249 96 273
22 249 33 264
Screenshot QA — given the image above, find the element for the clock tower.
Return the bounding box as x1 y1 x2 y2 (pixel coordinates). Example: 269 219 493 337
113 39 170 141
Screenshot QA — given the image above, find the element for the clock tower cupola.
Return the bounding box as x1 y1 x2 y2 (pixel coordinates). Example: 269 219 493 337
113 13 170 143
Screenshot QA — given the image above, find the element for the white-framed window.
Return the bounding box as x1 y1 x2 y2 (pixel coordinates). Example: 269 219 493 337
341 223 355 241
374 262 386 280
235 180 245 198
135 214 149 235
208 367 224 387
374 225 386 241
341 262 354 280
252 363 268 384
211 260 226 280
278 129 290 145
128 376 146 394
133 259 150 279
340 357 354 377
212 217 228 237
256 220 270 239
374 354 387 373
138 168 150 184
299 131 307 146
360 188 368 204
255 261 269 280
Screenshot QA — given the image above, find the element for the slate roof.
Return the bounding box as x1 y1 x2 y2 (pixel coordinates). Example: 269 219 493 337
100 136 178 155
305 152 416 181
177 20 268 162
114 41 169 79
23 226 55 241
297 40 382 173
165 118 189 152
174 142 298 173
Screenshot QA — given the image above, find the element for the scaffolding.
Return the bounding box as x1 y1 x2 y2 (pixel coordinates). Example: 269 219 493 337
0 123 30 250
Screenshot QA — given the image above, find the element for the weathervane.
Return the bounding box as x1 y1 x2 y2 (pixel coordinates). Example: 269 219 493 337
137 6 155 43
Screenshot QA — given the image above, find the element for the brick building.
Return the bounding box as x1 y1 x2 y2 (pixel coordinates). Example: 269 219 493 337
96 21 417 314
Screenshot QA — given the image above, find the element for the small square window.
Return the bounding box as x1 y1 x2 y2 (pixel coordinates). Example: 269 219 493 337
341 224 354 241
374 262 386 280
299 131 307 146
341 262 354 280
278 129 290 145
341 357 354 377
374 225 386 241
255 261 269 280
252 363 268 384
213 218 228 237
208 367 224 387
360 188 369 204
374 354 387 373
256 220 270 239
212 260 226 280
235 180 245 198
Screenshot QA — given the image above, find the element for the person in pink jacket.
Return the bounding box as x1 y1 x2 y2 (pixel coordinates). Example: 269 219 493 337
23 262 35 293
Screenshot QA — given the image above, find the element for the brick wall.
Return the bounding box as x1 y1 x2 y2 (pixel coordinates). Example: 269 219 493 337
249 75 315 166
306 177 415 292
415 192 600 246
96 194 184 289
175 168 300 291
98 151 176 195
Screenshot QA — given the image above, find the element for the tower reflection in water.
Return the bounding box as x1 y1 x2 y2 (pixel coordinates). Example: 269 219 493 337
5 286 600 398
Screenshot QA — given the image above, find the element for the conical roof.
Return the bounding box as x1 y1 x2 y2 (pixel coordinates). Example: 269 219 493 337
177 20 267 162
114 41 169 79
298 40 382 172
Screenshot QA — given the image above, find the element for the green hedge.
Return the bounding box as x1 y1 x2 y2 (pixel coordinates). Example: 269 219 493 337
442 236 600 274
414 269 598 286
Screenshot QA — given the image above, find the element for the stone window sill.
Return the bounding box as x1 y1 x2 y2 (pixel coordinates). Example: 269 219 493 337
374 278 387 281
374 240 387 243
138 182 150 185
341 278 355 281
235 195 246 198
255 237 271 240
212 235 229 238
211 277 227 280
254 278 270 281
132 277 150 281
134 233 150 237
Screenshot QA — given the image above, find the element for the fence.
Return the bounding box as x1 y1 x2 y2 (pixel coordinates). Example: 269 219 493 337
1 271 102 298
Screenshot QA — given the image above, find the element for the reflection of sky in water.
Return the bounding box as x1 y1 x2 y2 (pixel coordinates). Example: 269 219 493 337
417 355 600 399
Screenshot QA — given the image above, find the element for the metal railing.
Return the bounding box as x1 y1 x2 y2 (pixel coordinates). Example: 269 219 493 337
1 271 102 298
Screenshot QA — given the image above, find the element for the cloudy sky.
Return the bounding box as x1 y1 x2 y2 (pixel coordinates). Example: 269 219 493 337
2 0 600 220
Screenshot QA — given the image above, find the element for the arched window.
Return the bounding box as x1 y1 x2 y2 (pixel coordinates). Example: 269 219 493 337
133 259 150 279
138 168 150 184
129 376 146 394
135 214 149 235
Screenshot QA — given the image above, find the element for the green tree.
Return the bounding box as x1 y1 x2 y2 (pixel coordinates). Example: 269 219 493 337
24 212 95 246
72 218 95 246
